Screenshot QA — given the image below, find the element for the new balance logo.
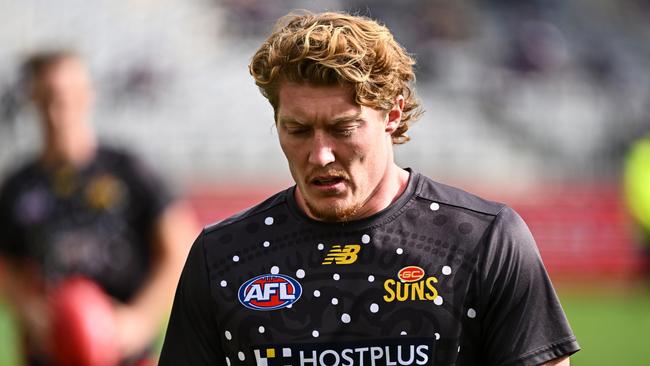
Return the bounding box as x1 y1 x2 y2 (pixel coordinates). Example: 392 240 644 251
322 245 361 265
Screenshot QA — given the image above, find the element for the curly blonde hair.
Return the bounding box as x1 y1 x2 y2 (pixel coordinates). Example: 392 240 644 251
249 11 422 144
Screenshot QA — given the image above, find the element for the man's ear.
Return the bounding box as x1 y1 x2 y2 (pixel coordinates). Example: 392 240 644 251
386 95 405 134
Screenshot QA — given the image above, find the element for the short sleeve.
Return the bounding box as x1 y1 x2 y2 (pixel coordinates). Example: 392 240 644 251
159 231 225 365
0 177 23 258
478 207 580 366
117 151 174 231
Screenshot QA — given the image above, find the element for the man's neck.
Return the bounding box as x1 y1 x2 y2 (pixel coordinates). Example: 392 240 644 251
41 123 97 168
357 164 410 218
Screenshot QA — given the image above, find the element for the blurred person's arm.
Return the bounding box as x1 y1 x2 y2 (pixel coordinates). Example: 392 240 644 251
113 200 198 358
0 176 52 357
0 257 51 355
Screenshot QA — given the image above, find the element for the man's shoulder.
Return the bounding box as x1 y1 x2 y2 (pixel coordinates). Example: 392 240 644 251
95 145 139 166
414 174 505 217
95 145 166 186
203 188 291 235
0 158 42 197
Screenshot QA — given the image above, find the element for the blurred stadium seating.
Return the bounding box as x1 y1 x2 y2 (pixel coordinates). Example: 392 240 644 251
2 1 650 365
1 0 649 280
513 184 648 281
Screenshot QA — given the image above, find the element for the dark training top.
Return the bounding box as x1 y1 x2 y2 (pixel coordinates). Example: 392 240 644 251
0 147 171 302
160 170 579 366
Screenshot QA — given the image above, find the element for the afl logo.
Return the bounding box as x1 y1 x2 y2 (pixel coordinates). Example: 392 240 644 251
238 274 302 311
398 266 425 282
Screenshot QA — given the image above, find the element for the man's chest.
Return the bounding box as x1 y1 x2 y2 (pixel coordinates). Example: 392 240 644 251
206 221 486 365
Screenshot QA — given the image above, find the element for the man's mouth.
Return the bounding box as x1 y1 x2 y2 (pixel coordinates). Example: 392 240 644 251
312 176 346 186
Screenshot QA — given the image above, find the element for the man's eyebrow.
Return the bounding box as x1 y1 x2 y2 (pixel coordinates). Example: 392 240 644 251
277 116 301 125
330 111 363 124
278 112 363 125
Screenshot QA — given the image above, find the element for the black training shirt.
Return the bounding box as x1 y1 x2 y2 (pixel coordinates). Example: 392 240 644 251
0 146 172 302
160 170 579 366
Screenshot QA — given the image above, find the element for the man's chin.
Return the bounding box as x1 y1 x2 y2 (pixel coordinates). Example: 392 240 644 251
304 199 361 222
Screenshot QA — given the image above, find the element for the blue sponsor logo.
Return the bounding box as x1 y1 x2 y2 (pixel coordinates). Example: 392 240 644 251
238 274 302 311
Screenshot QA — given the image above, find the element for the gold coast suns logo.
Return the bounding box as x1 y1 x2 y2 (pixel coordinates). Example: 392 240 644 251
383 266 439 302
322 245 361 265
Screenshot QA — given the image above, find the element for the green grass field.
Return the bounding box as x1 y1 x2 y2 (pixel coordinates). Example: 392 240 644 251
560 286 650 366
1 288 649 365
0 300 19 366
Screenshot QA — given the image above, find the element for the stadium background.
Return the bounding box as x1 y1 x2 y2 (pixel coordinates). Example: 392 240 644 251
0 0 649 364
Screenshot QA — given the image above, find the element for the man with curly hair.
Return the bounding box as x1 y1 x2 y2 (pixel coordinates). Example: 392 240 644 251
160 11 579 366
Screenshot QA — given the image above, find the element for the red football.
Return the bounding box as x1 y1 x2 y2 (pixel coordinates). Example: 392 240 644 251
49 277 120 366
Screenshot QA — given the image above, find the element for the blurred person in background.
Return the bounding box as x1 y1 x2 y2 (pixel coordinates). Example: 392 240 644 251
160 11 578 366
624 134 650 273
0 50 198 365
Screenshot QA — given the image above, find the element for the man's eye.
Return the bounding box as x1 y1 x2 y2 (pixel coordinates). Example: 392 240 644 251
334 127 356 137
287 127 310 135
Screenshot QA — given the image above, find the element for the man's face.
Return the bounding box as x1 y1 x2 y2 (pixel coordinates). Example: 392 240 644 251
277 83 400 222
30 58 93 132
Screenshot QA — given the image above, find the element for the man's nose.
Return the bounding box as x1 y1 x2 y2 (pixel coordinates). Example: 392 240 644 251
308 131 335 167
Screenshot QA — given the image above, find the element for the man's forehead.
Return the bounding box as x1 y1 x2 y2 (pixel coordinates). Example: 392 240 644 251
35 59 87 84
278 82 355 99
277 82 362 121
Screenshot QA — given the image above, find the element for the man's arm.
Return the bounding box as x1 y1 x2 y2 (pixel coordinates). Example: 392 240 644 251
541 355 570 366
113 201 198 358
479 207 580 365
159 231 225 365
